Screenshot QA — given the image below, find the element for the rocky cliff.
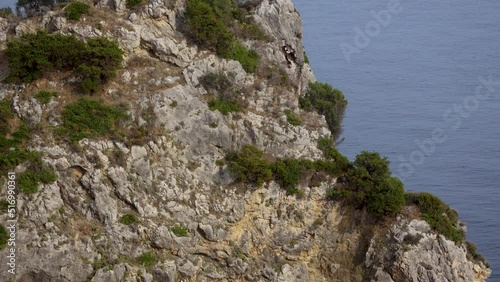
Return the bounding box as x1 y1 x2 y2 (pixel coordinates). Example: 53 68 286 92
0 0 491 281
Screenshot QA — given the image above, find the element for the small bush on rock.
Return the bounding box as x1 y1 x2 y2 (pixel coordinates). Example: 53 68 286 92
60 99 128 142
228 145 272 186
299 82 347 138
65 1 90 20
126 0 142 9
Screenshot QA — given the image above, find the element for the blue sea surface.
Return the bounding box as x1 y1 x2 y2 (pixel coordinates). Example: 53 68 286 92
293 0 500 280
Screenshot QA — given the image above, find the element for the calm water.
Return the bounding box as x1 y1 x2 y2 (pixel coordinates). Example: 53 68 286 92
294 0 500 280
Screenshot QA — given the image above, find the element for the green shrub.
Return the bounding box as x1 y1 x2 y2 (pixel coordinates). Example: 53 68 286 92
18 165 57 194
353 151 391 184
184 0 260 73
406 192 464 243
0 100 13 136
0 7 13 18
316 137 351 171
208 98 239 115
228 145 272 186
137 252 157 268
171 225 189 237
366 177 406 216
60 99 128 142
0 200 8 212
185 0 233 51
35 90 58 105
304 53 309 64
299 81 347 138
0 224 8 249
65 1 90 20
126 0 142 9
220 41 259 73
5 31 123 93
199 72 232 94
272 159 303 195
284 110 302 126
465 241 490 267
119 213 138 225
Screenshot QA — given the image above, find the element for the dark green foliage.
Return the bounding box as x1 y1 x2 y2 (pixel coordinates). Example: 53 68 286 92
185 0 233 51
228 145 272 186
465 242 490 268
35 90 58 104
119 213 138 225
208 98 239 115
316 137 351 171
18 164 57 194
366 177 405 216
60 99 128 142
0 224 8 249
220 41 259 73
0 200 9 212
184 0 261 73
272 159 303 195
126 0 142 9
5 31 84 83
0 100 13 136
353 151 391 183
304 53 309 64
284 109 302 126
199 72 232 95
65 1 89 20
171 225 189 237
5 31 123 93
406 192 465 243
299 81 347 138
137 252 157 268
78 37 124 93
0 7 13 18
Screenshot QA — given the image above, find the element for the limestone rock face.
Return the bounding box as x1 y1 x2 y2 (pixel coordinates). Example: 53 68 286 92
0 0 490 281
365 218 492 282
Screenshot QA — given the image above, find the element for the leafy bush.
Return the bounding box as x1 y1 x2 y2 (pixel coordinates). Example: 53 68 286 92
5 31 123 93
316 137 351 171
406 192 464 243
126 0 142 9
353 151 390 184
35 90 58 105
272 159 303 195
228 145 272 186
18 164 57 194
199 72 232 95
0 224 8 249
171 225 189 237
0 100 13 136
184 0 260 73
65 1 89 20
299 81 347 138
208 98 239 115
0 7 13 18
119 213 138 225
60 99 128 142
366 177 406 216
220 41 259 73
137 252 157 268
284 110 302 126
465 241 490 268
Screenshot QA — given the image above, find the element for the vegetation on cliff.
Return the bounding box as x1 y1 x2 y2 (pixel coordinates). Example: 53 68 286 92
4 31 124 93
184 0 264 73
